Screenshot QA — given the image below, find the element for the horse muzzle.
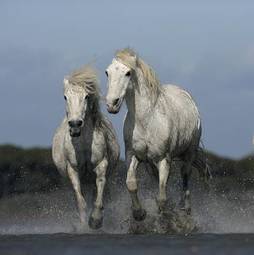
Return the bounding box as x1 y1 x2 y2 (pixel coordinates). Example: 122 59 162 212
70 127 81 137
106 97 122 114
68 119 83 137
107 107 120 114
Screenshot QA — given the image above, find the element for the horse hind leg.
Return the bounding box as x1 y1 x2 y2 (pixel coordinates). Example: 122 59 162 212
126 155 146 221
89 158 108 229
180 153 194 215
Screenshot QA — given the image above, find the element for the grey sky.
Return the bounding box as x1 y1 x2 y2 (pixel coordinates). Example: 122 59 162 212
0 0 253 158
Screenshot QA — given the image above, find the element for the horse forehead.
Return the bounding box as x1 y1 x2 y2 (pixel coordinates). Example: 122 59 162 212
66 86 86 95
110 59 129 72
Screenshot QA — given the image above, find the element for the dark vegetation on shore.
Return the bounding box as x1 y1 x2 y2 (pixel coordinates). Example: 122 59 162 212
0 144 253 197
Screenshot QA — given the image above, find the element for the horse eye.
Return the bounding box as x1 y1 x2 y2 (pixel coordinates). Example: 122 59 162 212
105 70 108 77
85 95 89 100
64 96 67 100
126 71 131 77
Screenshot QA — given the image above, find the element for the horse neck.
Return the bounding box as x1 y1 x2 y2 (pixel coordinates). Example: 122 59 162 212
125 68 158 123
84 105 103 131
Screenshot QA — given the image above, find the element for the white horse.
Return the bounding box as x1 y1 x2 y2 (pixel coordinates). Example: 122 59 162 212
52 66 119 229
106 48 210 220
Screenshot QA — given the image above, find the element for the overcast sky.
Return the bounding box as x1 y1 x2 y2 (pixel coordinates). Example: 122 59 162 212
0 0 253 158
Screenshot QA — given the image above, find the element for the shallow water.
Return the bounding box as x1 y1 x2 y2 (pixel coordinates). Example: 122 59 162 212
0 182 254 235
1 164 254 255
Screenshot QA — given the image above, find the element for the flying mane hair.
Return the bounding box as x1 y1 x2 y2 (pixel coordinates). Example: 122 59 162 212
115 48 161 96
65 65 102 122
67 65 100 96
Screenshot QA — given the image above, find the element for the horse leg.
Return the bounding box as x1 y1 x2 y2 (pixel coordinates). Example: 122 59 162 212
67 163 87 224
156 158 170 213
126 155 146 221
89 158 108 229
180 154 194 215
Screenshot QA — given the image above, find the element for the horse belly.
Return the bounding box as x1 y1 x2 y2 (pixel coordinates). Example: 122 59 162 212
146 139 168 161
146 117 170 160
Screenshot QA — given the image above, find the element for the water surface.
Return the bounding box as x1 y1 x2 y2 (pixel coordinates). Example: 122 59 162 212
0 234 253 255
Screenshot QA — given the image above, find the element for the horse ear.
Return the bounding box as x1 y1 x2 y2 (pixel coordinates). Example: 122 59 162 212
131 54 138 67
63 78 69 86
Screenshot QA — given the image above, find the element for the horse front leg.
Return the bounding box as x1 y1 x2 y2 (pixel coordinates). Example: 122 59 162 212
156 158 171 213
126 155 146 221
67 163 87 224
89 158 108 229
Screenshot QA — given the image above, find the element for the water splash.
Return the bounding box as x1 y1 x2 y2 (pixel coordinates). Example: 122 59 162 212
0 165 254 234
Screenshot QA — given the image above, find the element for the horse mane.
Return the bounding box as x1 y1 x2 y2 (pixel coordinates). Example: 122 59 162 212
115 48 161 96
67 65 100 97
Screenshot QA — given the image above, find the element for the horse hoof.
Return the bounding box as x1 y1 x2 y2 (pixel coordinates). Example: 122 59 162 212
158 203 167 214
133 209 146 221
89 216 103 229
186 208 191 215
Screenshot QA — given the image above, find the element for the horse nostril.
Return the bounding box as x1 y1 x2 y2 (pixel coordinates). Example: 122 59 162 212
76 120 83 127
68 120 83 128
113 98 120 106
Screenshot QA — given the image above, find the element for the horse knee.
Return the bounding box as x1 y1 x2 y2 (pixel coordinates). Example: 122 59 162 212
96 176 106 186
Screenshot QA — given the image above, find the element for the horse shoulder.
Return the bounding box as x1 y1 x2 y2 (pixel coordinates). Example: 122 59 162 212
52 118 68 177
90 127 107 165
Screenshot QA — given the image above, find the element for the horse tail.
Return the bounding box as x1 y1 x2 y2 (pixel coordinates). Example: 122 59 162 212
192 141 212 184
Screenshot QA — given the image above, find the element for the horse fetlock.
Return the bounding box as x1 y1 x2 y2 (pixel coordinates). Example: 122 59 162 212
96 176 106 185
180 190 191 214
91 206 103 219
89 207 103 229
126 179 137 192
156 198 167 213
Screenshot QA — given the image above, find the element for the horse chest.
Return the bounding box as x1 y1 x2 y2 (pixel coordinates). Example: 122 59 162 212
132 119 170 161
131 126 148 160
66 137 102 169
67 145 88 168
